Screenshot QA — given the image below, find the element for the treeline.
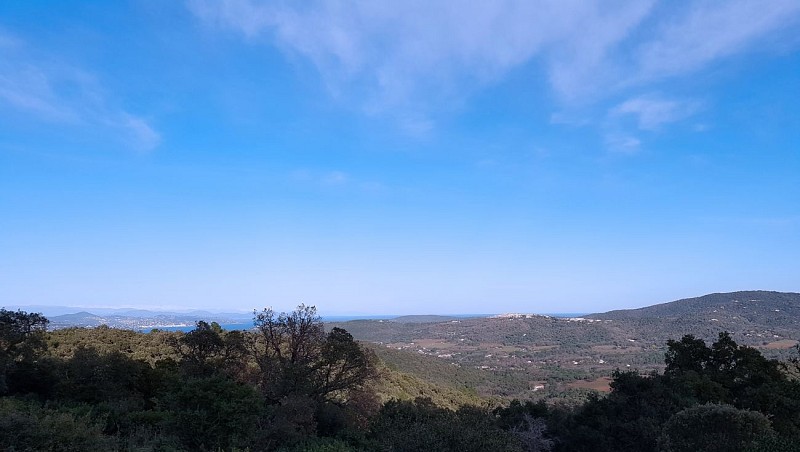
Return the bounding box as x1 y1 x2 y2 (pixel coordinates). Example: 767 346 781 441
1 306 800 451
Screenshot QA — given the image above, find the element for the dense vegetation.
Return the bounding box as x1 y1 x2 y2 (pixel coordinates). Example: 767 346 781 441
330 291 800 402
2 304 800 451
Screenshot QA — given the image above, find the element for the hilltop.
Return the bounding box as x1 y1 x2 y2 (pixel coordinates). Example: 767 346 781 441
587 290 800 321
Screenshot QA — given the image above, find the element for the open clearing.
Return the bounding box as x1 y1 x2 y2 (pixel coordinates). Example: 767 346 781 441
567 377 613 393
762 339 798 350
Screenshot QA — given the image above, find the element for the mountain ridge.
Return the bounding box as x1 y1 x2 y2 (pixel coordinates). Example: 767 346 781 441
587 290 800 320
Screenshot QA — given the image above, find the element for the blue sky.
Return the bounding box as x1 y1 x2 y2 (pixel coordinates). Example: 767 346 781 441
1 1 799 315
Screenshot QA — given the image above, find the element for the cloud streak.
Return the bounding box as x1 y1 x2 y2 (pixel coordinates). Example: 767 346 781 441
0 31 160 152
190 1 800 110
188 0 800 154
188 1 658 112
635 0 800 82
605 134 642 154
611 95 701 131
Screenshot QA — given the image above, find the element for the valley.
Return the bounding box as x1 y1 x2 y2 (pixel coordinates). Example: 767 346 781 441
334 291 800 402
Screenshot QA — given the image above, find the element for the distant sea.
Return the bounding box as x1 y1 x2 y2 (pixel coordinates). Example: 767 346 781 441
548 313 590 318
144 315 398 333
145 312 589 333
147 323 255 333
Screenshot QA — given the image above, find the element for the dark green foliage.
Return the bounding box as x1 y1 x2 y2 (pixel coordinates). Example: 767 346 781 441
5 357 59 397
511 414 554 452
657 404 773 452
262 393 321 449
549 332 800 451
0 397 115 451
551 372 688 452
161 375 264 451
495 400 554 451
276 437 359 452
319 328 372 394
0 306 387 451
663 332 800 436
0 309 49 359
664 334 710 374
494 399 549 429
4 303 800 452
54 347 154 405
745 435 800 452
369 398 524 452
0 308 49 394
176 320 225 375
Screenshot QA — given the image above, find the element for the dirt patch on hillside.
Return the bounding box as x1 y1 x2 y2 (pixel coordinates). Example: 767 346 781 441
567 377 612 393
761 339 798 350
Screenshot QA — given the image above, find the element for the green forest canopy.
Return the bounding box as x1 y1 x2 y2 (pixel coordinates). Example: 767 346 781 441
1 306 799 451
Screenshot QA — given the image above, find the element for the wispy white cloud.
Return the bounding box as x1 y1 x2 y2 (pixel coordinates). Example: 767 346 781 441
188 1 657 112
188 0 800 147
611 95 701 131
190 1 800 106
635 0 800 81
0 65 78 122
0 31 160 152
544 1 656 101
605 134 642 154
116 114 161 152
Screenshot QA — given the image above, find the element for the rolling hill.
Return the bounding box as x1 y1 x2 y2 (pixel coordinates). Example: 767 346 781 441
587 290 800 322
332 291 800 401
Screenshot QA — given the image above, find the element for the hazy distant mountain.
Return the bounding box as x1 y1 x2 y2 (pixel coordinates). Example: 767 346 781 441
49 311 107 327
1 305 90 317
587 291 800 322
45 309 253 330
4 305 253 321
13 290 800 334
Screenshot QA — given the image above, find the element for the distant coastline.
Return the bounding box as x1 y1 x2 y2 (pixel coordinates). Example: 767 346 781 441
143 312 590 333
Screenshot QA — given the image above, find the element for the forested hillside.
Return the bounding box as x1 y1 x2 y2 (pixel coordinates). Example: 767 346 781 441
2 302 800 451
588 291 800 321
328 291 800 402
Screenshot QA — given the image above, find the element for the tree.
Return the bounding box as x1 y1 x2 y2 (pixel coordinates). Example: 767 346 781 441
510 414 553 452
252 304 325 401
0 308 48 360
552 333 800 451
171 321 251 379
495 400 553 451
664 334 710 376
663 332 797 422
0 309 49 394
175 320 225 376
657 404 774 452
316 327 378 401
161 375 264 451
369 398 523 452
251 305 377 404
0 398 115 451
